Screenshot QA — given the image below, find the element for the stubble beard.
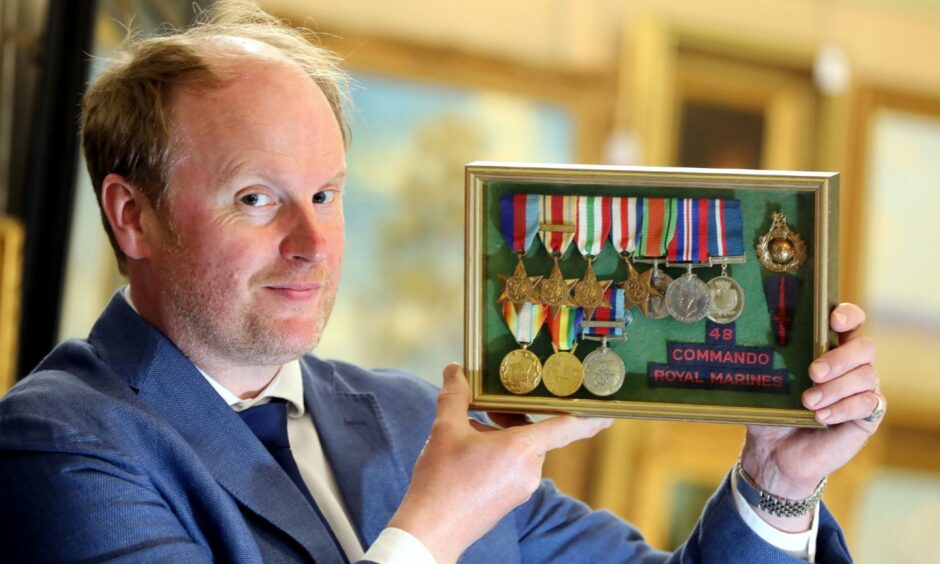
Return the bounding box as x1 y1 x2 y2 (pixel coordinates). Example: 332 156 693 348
158 233 338 369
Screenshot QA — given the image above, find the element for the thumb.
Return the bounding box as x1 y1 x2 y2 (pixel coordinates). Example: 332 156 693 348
436 363 471 422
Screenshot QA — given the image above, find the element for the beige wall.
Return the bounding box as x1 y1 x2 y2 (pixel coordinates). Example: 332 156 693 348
264 0 940 96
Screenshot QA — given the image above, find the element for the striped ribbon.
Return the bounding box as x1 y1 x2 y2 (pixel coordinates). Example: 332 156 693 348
539 195 577 256
667 198 710 262
636 198 677 258
575 196 612 258
611 197 641 255
499 193 541 254
708 199 745 258
502 301 549 345
548 305 584 351
583 288 627 337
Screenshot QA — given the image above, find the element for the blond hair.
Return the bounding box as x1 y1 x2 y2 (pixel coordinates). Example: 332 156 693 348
81 0 350 273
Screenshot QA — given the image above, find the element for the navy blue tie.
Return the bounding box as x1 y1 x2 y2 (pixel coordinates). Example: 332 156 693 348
237 399 317 507
238 399 349 562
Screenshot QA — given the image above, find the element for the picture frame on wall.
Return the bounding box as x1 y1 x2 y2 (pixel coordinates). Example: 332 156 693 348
464 162 838 427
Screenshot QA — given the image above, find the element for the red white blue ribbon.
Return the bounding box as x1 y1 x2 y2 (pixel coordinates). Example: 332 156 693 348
708 199 745 258
667 198 709 262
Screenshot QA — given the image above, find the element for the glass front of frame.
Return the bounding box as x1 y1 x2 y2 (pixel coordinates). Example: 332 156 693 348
465 163 838 427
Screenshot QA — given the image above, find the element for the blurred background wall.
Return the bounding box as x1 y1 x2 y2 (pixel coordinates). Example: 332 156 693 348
2 1 939 561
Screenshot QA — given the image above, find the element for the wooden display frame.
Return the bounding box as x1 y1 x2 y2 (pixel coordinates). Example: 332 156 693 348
465 162 838 427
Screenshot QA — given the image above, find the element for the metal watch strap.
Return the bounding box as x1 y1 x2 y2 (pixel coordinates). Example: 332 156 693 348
734 461 827 518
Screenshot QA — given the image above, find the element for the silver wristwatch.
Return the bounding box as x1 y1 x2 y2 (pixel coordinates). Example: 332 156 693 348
734 461 827 518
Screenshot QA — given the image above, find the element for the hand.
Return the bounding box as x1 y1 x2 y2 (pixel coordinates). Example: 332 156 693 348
388 364 612 563
742 303 884 531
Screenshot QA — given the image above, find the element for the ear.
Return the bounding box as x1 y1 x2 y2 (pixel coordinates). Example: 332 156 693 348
99 173 159 261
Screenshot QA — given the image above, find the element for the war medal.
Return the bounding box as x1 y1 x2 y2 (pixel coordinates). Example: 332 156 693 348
582 288 630 397
572 196 613 321
612 196 660 317
542 305 585 397
664 198 711 324
496 194 543 313
706 199 747 324
538 195 579 319
498 301 549 394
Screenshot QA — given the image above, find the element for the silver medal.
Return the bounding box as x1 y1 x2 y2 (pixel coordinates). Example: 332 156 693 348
583 345 626 397
707 271 745 324
665 269 711 323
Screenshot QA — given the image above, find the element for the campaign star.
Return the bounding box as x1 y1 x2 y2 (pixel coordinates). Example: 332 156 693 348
622 261 661 317
538 260 579 320
572 262 613 321
497 260 542 314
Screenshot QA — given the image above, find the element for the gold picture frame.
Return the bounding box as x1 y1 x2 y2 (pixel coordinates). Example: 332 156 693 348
465 162 838 427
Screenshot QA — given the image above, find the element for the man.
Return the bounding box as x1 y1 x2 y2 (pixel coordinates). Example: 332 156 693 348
0 2 882 562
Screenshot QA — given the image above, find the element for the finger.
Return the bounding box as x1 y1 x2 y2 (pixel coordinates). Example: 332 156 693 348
487 412 534 429
815 390 885 426
516 415 613 453
831 303 866 344
435 363 471 422
809 335 875 384
803 364 878 410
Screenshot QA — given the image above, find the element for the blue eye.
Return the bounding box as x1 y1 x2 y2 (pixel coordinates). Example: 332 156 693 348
313 190 336 204
240 192 275 207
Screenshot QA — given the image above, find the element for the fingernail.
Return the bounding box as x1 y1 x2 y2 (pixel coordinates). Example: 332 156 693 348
810 361 830 381
805 389 823 407
832 311 846 326
817 408 832 422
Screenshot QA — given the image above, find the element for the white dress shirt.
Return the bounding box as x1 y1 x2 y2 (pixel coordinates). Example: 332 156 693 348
122 287 816 561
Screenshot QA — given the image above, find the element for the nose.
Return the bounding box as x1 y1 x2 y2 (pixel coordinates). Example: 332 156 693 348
279 205 330 264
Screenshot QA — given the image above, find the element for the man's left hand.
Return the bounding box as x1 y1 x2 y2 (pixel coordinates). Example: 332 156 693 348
741 302 883 532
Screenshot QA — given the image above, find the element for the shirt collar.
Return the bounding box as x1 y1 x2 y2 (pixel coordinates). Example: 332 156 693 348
120 286 305 417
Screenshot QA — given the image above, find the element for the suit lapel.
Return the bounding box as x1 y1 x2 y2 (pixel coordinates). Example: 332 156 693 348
300 358 409 547
89 294 346 562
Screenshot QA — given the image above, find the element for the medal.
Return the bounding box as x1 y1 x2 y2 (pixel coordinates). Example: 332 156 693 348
497 194 543 313
646 261 673 319
582 288 630 397
572 196 613 320
706 199 746 324
612 196 659 317
498 301 549 394
538 195 578 319
707 264 746 324
756 211 807 273
542 305 585 397
664 198 710 323
665 265 712 323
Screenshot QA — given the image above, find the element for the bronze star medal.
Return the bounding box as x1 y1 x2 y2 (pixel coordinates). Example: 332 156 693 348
538 257 578 320
622 259 661 317
572 260 612 321
497 255 542 314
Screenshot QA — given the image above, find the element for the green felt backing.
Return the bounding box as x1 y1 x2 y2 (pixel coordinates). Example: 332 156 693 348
481 181 819 410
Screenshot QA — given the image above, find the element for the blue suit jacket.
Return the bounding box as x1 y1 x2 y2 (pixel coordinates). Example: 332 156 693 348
0 295 852 562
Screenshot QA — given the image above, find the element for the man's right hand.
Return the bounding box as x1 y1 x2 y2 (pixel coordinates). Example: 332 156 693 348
387 364 612 564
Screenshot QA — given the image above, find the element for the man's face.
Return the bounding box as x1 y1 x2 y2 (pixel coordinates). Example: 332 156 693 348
147 55 346 367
